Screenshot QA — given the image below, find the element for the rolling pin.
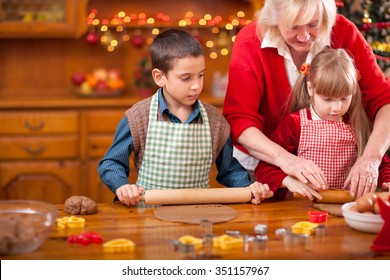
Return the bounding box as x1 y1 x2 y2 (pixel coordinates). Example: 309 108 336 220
293 190 355 204
140 187 274 205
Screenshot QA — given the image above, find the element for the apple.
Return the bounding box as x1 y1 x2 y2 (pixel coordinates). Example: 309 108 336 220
71 72 86 86
79 81 93 95
107 68 122 80
95 80 110 93
93 68 108 81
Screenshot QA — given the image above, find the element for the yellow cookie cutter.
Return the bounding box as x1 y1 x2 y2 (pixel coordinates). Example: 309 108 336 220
57 216 86 229
213 234 243 250
178 235 203 251
291 221 318 236
103 238 135 253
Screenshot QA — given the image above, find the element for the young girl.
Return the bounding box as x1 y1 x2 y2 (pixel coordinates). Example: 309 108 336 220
255 48 390 201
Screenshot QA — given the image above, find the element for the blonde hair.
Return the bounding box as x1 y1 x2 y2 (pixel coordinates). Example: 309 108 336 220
290 48 372 156
257 0 337 50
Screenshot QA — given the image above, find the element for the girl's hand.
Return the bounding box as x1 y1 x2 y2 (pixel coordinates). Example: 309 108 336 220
282 176 323 201
382 182 390 191
116 184 145 206
247 182 271 205
280 155 328 191
344 155 380 198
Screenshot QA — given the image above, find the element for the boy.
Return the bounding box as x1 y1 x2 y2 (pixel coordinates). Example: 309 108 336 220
98 29 270 206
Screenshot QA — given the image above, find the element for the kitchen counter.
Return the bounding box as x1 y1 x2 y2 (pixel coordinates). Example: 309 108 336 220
2 198 389 260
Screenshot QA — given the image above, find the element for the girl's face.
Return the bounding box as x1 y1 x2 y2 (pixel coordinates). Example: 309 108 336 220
278 11 321 55
158 56 205 108
307 82 352 122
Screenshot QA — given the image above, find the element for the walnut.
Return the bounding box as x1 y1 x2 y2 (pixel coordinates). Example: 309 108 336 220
64 196 98 215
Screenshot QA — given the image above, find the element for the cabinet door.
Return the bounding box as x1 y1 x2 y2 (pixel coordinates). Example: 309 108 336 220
0 161 81 204
0 0 88 38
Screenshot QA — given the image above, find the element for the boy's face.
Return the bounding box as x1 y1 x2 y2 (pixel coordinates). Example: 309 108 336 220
161 55 205 107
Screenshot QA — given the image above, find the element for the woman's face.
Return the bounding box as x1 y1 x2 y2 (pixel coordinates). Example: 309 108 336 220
278 11 321 55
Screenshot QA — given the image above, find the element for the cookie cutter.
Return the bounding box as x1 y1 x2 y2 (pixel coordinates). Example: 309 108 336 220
103 238 135 253
283 231 310 248
275 227 289 239
57 216 85 229
291 221 318 236
315 225 327 236
202 234 215 255
225 230 242 237
254 224 268 235
178 235 203 251
199 219 213 237
308 211 328 223
213 234 243 250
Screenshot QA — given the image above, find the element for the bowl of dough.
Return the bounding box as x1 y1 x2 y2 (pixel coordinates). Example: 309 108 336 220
0 200 57 255
342 192 389 234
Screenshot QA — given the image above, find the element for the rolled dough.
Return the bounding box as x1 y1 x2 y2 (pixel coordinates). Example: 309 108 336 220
153 204 237 224
313 203 343 216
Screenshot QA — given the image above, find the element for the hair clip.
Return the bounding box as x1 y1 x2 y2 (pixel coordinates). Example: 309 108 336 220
356 69 361 81
299 63 310 76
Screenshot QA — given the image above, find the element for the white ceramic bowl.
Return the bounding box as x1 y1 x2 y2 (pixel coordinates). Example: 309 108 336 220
0 200 57 255
342 202 384 234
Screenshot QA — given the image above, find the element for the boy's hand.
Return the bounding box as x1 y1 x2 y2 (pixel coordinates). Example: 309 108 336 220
248 182 271 205
116 184 145 206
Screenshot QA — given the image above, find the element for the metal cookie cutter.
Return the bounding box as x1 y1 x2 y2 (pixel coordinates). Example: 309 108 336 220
199 219 213 237
254 224 268 235
275 227 289 239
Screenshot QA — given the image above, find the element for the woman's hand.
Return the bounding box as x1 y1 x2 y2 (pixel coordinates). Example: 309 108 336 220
116 184 145 206
282 176 323 201
344 155 380 198
247 182 272 204
280 155 328 191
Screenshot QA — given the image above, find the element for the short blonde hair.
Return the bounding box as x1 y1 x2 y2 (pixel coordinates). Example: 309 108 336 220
257 0 336 48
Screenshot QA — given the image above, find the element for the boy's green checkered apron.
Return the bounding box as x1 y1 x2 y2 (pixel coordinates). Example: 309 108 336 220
137 93 212 190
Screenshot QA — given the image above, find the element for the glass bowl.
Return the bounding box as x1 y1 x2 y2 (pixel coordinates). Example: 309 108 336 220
0 200 57 255
342 202 384 234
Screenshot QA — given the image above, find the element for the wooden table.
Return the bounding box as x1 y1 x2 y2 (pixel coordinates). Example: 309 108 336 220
2 198 390 260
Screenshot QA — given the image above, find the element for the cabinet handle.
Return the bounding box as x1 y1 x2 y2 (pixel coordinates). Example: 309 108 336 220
24 120 45 131
24 145 45 156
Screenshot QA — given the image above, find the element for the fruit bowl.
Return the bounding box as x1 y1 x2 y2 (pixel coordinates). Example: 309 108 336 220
342 202 384 233
74 87 123 98
72 68 125 98
0 200 57 255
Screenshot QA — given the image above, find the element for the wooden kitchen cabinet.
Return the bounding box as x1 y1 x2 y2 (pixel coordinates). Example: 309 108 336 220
0 109 81 203
0 0 88 38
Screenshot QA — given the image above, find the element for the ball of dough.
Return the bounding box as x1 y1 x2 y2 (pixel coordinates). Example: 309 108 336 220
64 196 98 215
